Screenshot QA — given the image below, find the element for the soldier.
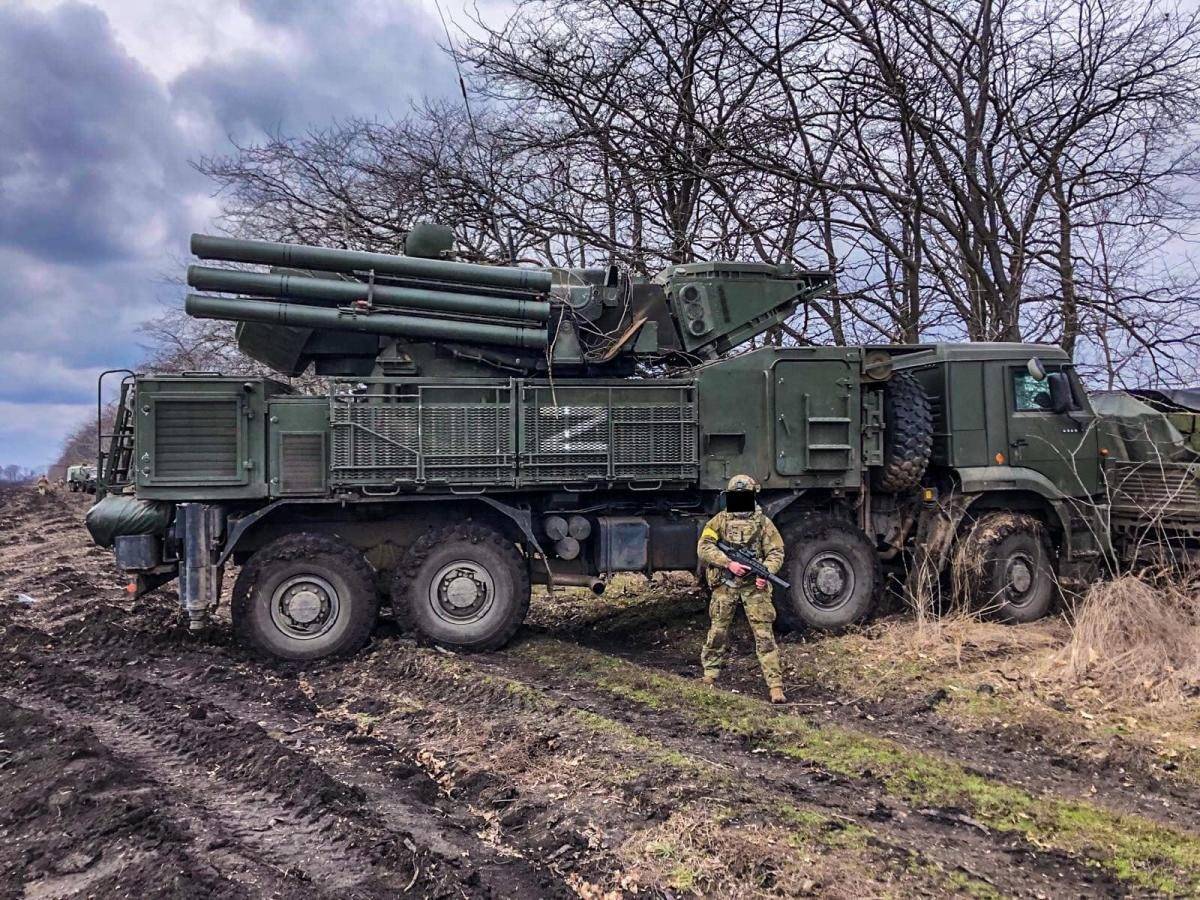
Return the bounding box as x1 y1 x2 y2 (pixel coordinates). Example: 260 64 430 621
697 474 788 703
36 474 51 496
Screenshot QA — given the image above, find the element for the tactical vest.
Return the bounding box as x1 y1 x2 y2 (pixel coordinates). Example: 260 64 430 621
722 512 762 550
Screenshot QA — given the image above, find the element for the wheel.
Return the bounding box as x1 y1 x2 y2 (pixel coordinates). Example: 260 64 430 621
952 513 1055 623
873 372 933 493
391 523 530 651
232 533 378 661
777 515 881 631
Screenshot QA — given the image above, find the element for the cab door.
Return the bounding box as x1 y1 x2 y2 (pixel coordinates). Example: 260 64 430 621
1006 365 1100 497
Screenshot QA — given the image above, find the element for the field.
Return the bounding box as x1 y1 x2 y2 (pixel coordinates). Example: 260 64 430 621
2 484 1200 898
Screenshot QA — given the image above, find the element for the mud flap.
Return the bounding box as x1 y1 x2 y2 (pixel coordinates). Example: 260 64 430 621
905 495 971 613
132 569 178 600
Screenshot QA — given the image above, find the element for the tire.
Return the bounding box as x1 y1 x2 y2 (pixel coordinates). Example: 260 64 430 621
772 590 803 633
391 523 530 651
232 533 378 661
952 513 1055 623
873 372 933 493
777 515 881 631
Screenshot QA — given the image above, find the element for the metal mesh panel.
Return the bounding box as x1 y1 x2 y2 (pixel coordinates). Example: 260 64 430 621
329 386 515 485
1108 461 1200 521
327 379 696 488
520 383 698 484
611 403 698 480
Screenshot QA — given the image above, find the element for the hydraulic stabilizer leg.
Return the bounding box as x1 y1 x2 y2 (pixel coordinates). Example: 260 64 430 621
178 503 224 632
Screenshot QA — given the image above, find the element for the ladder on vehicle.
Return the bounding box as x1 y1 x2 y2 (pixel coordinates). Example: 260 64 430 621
98 370 137 493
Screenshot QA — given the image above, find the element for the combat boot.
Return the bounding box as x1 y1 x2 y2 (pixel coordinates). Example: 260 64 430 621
702 674 717 686
769 686 787 704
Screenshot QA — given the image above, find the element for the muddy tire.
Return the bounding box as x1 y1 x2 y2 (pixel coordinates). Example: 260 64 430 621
391 523 529 651
232 533 378 661
873 372 933 494
952 513 1055 623
777 515 881 631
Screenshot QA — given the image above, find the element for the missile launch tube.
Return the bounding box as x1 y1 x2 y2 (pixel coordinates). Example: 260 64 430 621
191 233 553 294
187 266 550 323
185 294 548 350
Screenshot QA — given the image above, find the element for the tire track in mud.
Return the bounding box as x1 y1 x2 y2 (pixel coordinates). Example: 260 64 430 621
9 578 958 896
2 659 414 895
0 645 569 899
0 696 263 900
0 576 587 897
128 646 627 891
112 657 584 879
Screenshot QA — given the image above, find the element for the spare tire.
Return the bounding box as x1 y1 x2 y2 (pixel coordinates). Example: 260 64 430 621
873 371 933 493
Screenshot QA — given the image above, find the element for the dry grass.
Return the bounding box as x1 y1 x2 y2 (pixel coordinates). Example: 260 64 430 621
890 610 1060 667
1062 572 1200 702
621 807 868 899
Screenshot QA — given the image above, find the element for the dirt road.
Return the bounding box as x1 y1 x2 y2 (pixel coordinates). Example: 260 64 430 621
2 484 1199 897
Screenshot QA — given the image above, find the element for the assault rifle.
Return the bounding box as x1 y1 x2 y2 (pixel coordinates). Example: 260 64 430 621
716 540 790 590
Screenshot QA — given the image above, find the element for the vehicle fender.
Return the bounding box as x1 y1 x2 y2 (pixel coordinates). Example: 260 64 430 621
217 495 548 566
954 466 1088 559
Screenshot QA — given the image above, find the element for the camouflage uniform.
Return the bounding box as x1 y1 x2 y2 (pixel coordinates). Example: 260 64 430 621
696 491 786 690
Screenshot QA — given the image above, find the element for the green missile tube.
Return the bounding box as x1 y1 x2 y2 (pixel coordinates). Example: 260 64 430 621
191 233 553 294
185 294 549 350
187 265 550 323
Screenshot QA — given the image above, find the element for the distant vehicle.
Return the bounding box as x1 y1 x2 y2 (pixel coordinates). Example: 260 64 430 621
86 226 1200 661
66 464 97 494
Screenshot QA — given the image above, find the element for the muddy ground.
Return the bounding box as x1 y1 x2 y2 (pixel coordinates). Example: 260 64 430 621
2 484 1199 898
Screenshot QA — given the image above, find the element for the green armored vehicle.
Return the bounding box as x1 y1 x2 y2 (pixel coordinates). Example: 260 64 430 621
87 226 1199 660
66 463 97 494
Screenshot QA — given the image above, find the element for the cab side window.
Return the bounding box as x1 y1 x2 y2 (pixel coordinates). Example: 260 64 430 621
1012 371 1053 412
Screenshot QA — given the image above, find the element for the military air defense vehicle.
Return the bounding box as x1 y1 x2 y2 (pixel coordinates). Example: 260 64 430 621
86 225 1200 660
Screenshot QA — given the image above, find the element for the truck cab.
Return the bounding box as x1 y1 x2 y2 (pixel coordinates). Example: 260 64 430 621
876 344 1109 616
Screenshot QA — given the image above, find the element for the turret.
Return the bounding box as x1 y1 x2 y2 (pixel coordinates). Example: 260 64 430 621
184 226 834 377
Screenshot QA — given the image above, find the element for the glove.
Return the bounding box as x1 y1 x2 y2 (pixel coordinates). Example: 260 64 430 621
727 561 750 577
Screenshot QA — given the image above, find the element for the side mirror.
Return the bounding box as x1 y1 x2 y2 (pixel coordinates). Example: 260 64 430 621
1048 372 1073 414
1026 358 1047 381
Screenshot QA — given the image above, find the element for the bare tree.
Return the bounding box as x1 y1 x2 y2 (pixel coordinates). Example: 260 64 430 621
161 0 1200 388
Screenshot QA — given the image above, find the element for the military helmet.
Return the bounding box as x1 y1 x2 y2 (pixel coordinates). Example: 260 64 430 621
726 474 760 492
723 474 760 518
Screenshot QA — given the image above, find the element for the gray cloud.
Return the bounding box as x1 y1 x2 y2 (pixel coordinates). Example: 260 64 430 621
171 1 453 143
0 0 465 468
0 2 193 264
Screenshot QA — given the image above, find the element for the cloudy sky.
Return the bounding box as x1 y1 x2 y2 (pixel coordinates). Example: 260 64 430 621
0 0 501 469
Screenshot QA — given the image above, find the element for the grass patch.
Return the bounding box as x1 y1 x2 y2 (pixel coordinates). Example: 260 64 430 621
624 806 878 898
516 637 1200 895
